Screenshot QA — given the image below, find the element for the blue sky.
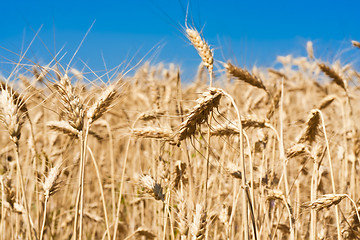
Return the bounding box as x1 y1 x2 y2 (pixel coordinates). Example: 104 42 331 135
1 0 360 81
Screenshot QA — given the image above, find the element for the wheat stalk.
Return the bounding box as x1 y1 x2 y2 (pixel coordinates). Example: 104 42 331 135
42 163 62 200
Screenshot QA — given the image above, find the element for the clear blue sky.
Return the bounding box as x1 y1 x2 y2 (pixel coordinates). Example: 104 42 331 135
1 0 360 81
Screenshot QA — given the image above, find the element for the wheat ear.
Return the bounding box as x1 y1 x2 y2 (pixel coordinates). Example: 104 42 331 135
139 175 165 201
176 88 222 143
132 127 173 139
225 61 267 92
302 194 347 211
298 109 321 145
352 40 360 49
87 84 117 124
317 95 336 110
40 163 62 240
318 62 347 92
190 204 207 240
307 41 314 60
185 25 213 78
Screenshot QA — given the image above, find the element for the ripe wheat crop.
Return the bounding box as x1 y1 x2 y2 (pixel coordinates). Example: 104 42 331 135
0 21 360 240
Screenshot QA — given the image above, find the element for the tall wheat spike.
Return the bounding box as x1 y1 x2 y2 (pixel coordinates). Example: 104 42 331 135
185 24 213 76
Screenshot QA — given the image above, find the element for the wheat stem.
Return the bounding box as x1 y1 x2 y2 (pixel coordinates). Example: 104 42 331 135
73 123 89 240
39 197 48 240
205 73 213 221
310 156 318 240
15 145 35 240
221 90 249 240
318 109 341 240
87 146 111 240
1 178 5 240
113 115 141 240
100 120 116 221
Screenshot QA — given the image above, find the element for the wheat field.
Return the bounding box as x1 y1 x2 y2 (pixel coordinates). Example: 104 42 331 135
1 25 360 240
